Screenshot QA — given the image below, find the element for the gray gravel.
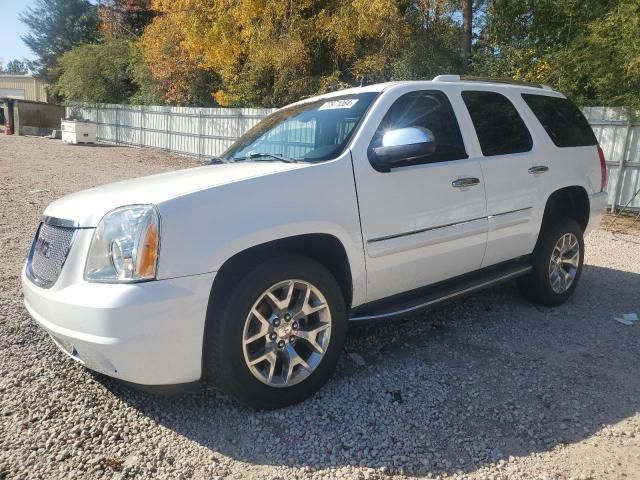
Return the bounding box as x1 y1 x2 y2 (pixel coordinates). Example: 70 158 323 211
1 135 639 480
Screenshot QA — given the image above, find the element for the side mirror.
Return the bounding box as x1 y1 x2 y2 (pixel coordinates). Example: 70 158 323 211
369 127 436 172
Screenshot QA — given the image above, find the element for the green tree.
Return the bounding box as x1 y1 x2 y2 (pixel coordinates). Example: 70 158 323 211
558 0 640 109
56 39 135 103
391 2 464 80
471 0 639 108
127 42 167 105
20 0 99 82
3 60 29 75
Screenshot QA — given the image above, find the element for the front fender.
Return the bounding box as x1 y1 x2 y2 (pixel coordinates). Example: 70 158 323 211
155 154 367 306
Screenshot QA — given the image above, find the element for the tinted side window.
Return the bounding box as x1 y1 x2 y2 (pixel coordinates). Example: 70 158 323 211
462 91 532 156
522 94 597 147
372 90 467 163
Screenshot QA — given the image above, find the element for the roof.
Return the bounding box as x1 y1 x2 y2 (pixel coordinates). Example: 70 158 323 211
0 74 41 80
288 75 563 107
0 98 57 106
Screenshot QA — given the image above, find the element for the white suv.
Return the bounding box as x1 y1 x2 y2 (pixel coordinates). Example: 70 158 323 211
22 76 608 408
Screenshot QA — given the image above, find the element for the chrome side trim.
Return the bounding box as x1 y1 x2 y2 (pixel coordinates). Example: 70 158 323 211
25 223 44 286
350 266 532 321
488 206 533 218
367 216 487 243
368 209 533 244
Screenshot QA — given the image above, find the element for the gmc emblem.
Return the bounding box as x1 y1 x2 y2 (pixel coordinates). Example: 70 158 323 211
35 237 51 259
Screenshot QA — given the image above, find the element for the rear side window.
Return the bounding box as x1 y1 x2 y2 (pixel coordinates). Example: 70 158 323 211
522 94 597 147
372 90 467 163
462 91 532 156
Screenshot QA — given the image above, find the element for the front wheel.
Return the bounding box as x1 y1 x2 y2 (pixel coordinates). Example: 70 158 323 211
518 218 584 307
204 254 347 409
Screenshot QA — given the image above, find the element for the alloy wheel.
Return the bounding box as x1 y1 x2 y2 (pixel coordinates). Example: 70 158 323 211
548 233 580 294
242 279 331 387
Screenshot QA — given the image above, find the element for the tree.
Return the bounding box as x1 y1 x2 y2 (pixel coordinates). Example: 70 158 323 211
558 0 640 109
460 0 473 66
99 0 156 38
128 42 166 105
56 39 135 103
138 0 485 107
471 0 639 108
138 13 219 105
471 0 615 82
19 0 99 82
40 0 639 109
2 60 29 75
141 0 416 106
391 1 463 80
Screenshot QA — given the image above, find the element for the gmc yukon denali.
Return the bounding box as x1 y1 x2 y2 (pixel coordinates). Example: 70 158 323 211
22 76 608 408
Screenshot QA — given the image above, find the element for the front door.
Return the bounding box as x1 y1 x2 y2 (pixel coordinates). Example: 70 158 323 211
350 87 488 302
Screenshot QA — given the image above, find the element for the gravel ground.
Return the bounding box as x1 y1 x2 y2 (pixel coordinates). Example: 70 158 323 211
1 135 639 480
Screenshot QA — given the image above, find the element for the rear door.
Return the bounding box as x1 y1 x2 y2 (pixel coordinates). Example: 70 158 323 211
520 93 602 197
350 87 488 302
460 90 545 267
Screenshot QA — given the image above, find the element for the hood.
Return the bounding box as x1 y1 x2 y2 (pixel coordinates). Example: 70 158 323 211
44 162 307 227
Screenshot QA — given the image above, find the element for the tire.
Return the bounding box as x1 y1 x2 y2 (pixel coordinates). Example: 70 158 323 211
203 254 347 409
518 217 584 307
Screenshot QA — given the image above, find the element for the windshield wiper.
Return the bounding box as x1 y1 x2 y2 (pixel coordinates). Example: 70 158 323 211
235 153 297 163
209 156 227 165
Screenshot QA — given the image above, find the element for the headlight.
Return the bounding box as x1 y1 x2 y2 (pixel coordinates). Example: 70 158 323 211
85 205 160 283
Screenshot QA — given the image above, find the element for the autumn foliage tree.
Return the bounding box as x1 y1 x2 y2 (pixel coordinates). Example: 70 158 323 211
138 13 218 105
41 0 640 109
140 0 415 106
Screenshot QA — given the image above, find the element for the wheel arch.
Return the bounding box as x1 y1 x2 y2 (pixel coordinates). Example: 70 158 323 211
208 233 354 311
201 233 354 382
541 185 590 232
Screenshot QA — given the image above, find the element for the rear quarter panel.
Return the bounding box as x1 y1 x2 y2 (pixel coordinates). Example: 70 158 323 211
517 93 603 243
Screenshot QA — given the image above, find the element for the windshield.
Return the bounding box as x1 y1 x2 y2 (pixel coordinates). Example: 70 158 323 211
221 92 378 163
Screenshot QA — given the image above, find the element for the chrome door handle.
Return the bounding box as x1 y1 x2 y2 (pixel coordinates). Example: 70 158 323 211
528 165 549 175
452 177 480 188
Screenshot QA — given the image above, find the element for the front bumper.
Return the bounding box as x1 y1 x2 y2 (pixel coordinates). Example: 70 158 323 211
586 191 608 236
22 266 215 385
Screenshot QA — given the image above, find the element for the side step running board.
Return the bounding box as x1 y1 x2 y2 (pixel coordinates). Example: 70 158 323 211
350 262 532 322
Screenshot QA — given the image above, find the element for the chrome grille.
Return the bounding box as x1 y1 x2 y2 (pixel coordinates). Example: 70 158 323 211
27 221 76 288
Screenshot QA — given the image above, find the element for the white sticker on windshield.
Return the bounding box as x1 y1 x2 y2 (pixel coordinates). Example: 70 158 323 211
318 99 359 110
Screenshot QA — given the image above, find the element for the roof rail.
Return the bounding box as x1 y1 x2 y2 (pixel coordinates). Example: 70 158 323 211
432 75 554 91
432 75 461 82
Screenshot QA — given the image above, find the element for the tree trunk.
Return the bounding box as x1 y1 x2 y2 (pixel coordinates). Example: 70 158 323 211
461 0 473 67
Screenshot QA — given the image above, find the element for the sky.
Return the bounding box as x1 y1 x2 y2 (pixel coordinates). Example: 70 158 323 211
0 0 37 66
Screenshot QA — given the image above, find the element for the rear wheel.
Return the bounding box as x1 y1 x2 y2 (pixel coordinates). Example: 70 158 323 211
519 218 584 306
204 254 347 409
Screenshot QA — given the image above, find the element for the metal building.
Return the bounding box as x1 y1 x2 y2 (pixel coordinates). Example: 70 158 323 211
1 75 58 135
0 74 48 102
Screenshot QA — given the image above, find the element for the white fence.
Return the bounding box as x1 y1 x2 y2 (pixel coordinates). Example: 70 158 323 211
65 104 276 159
583 107 640 210
66 103 640 210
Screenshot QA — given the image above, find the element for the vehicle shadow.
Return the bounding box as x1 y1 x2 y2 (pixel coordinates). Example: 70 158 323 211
100 264 640 477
